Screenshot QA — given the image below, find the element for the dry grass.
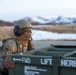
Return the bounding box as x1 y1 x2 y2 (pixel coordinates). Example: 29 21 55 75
0 27 14 40
0 25 76 40
32 25 76 33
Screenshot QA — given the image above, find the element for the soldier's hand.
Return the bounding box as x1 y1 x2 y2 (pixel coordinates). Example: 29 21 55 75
3 59 15 69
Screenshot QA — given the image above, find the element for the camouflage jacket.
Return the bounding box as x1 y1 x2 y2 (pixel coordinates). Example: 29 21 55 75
0 38 35 71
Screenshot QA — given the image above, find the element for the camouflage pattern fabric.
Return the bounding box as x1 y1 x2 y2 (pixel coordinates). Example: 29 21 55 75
0 38 35 71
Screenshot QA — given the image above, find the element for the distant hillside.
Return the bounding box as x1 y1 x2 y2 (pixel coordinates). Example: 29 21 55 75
0 20 13 26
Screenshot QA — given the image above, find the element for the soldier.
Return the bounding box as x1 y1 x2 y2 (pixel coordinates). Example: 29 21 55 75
0 19 35 75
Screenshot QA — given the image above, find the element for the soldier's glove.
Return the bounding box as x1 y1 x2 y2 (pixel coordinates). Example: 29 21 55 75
2 59 15 69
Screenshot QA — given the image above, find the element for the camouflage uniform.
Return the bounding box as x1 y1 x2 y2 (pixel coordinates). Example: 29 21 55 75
0 38 34 70
0 20 35 75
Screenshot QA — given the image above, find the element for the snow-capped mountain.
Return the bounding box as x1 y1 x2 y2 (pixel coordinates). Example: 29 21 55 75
1 16 76 26
21 16 76 25
52 16 72 24
24 16 49 24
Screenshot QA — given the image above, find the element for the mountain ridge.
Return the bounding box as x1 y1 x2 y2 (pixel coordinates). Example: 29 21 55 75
0 16 76 26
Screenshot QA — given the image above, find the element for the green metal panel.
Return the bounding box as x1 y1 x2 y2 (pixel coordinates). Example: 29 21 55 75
9 45 76 75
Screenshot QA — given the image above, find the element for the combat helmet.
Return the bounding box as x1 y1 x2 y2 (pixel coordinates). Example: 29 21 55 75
13 19 32 36
14 19 32 28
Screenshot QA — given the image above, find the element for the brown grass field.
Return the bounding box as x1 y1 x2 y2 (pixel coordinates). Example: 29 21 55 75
32 25 76 33
0 25 76 40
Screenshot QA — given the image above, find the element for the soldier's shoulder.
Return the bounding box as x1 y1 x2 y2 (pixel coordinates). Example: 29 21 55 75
2 38 16 45
1 38 17 52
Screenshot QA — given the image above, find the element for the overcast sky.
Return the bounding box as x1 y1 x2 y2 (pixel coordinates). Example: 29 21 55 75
0 0 76 22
